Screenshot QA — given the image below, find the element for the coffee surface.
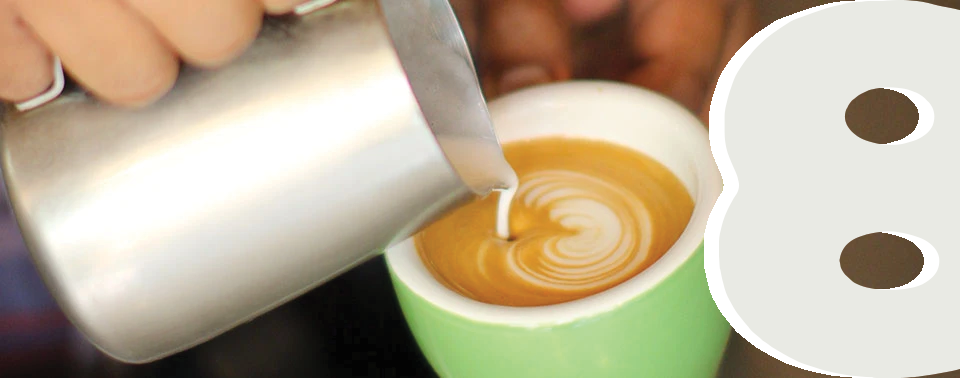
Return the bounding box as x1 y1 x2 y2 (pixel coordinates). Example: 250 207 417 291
415 137 694 307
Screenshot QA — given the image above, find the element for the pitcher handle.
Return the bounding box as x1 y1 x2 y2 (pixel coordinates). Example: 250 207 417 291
14 57 65 112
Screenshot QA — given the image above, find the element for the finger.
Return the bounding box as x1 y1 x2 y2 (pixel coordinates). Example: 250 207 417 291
561 0 623 24
625 0 727 112
0 2 52 102
449 0 480 52
479 0 573 98
124 0 263 68
699 0 757 127
14 0 179 106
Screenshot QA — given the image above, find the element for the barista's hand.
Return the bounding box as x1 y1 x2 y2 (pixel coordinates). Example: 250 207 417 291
452 0 758 126
0 0 309 106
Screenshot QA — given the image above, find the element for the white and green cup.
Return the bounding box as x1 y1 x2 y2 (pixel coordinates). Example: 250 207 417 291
385 81 728 378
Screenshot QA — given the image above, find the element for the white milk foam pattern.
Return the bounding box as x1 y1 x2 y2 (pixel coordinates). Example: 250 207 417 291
415 137 693 307
491 169 654 291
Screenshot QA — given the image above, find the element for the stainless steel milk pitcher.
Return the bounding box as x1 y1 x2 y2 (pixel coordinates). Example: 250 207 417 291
0 0 516 363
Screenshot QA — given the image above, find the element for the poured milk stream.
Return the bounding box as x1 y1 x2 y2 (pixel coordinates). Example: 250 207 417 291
495 186 517 240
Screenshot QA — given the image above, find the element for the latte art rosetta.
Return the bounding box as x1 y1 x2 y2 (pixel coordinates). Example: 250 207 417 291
497 169 653 291
416 137 694 307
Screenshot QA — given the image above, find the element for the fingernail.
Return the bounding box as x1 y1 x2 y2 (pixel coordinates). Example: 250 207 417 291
562 0 622 24
498 65 553 94
264 0 335 15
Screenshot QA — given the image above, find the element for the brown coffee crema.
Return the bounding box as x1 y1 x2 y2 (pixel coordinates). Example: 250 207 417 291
415 137 694 307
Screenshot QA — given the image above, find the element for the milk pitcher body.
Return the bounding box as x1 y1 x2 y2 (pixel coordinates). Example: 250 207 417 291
0 0 514 363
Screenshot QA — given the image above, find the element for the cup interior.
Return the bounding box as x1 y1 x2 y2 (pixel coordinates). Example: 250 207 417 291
386 81 721 327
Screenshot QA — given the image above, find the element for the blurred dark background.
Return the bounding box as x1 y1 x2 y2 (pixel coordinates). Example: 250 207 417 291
1 0 955 377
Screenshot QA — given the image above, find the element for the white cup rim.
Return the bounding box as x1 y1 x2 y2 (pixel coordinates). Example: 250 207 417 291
385 80 722 327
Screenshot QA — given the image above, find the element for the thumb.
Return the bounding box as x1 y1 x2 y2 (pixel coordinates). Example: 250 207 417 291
700 0 757 127
479 0 573 98
624 0 727 113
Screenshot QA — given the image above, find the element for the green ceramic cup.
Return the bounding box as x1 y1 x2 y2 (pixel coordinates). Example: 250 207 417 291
385 81 729 378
